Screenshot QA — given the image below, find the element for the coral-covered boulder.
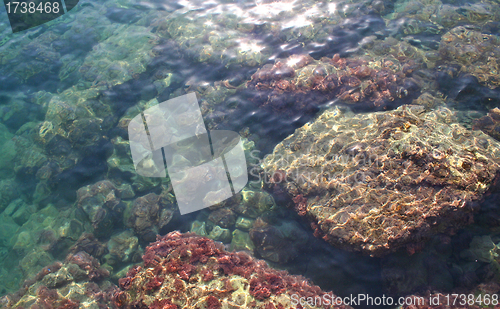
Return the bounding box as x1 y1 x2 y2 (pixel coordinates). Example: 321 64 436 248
262 104 500 256
114 231 352 309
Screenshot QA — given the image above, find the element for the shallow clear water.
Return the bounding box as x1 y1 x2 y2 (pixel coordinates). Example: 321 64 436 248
0 0 500 307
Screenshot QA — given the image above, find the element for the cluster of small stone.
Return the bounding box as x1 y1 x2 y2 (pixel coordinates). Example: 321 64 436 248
262 104 500 256
148 0 350 67
114 231 352 309
0 251 118 308
0 202 93 294
6 3 163 214
246 53 419 116
74 177 179 240
189 186 310 264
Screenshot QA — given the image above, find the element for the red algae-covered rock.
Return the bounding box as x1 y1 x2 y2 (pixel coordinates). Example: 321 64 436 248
114 231 352 309
262 104 500 256
245 53 419 116
0 251 118 308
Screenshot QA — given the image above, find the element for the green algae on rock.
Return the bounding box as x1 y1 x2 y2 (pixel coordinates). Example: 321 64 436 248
114 231 352 309
230 228 255 253
262 104 500 256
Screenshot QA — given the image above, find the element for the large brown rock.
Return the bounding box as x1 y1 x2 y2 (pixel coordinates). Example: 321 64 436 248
262 104 500 256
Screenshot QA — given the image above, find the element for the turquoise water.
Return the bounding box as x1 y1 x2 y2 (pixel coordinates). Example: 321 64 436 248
0 0 499 307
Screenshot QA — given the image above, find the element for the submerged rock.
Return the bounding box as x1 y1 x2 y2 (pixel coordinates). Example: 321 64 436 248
473 108 500 141
69 233 108 259
235 216 255 231
78 24 158 88
245 53 420 117
231 229 255 252
208 225 232 244
126 192 177 242
1 251 117 308
263 104 500 256
460 235 499 264
104 230 140 266
0 179 19 213
233 188 276 218
439 26 500 89
249 218 309 264
114 231 351 309
191 219 233 244
0 122 16 179
207 208 237 229
386 0 500 32
76 180 123 237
